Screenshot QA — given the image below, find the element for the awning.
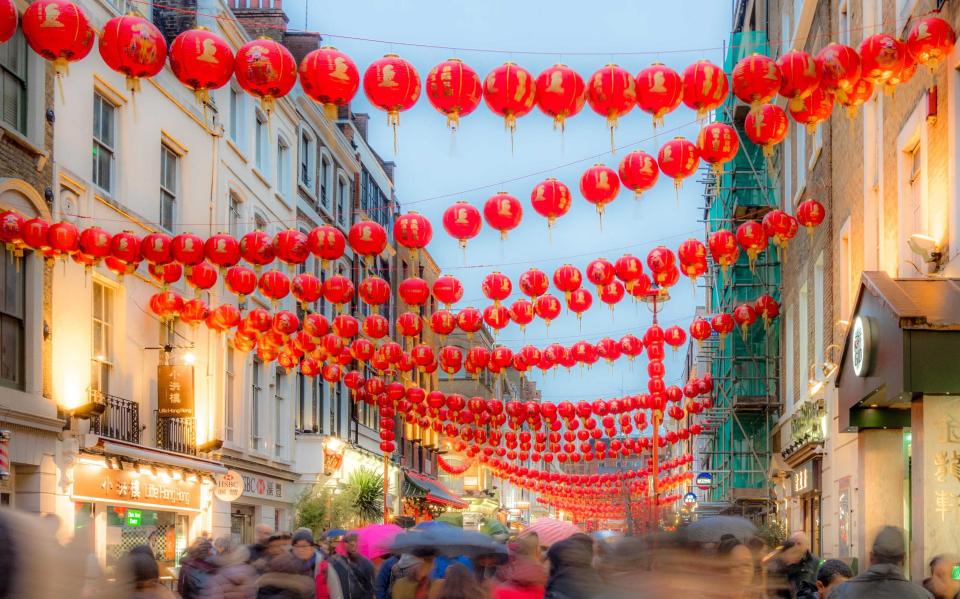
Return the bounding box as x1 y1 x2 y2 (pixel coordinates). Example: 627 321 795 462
92 437 227 475
402 470 468 509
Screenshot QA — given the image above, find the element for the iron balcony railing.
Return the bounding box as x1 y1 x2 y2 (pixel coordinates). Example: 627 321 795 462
156 413 197 455
89 391 140 444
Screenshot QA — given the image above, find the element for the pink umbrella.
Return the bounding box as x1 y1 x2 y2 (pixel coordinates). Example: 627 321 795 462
353 523 404 559
521 518 581 548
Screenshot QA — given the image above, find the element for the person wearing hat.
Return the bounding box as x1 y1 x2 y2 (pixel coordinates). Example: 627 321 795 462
292 529 327 579
829 526 933 599
767 532 819 598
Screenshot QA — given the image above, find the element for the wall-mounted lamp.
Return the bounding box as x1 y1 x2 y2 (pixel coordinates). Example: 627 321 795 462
907 234 946 273
70 399 106 419
197 439 223 453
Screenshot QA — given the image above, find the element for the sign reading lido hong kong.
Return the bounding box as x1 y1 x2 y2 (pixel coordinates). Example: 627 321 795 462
157 365 195 418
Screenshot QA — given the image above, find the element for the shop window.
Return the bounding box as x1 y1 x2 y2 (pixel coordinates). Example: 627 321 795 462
0 246 24 388
105 506 186 577
229 87 244 147
92 281 114 396
277 136 291 198
299 129 316 194
337 175 350 226
319 152 331 209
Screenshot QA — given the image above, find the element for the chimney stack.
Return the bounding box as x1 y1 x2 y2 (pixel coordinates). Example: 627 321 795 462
227 0 288 42
153 0 197 46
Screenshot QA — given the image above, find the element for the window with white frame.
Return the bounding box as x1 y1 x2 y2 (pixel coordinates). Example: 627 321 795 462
799 281 809 400
796 128 807 201
0 246 25 389
839 218 852 319
225 345 235 442
277 136 291 197
254 110 268 174
299 129 316 193
838 1 850 45
902 139 925 276
274 369 284 458
160 144 179 232
91 281 114 396
0 30 28 135
337 175 350 226
814 253 825 369
93 93 116 193
229 87 244 146
785 307 794 412
228 192 242 237
251 357 262 450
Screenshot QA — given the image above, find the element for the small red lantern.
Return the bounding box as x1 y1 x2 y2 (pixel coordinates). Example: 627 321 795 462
762 209 799 255
617 150 659 200
619 334 643 360
860 34 906 84
457 307 483 337
149 262 182 286
442 201 482 250
710 312 734 340
47 221 80 260
258 270 290 305
697 122 739 175
204 233 240 270
348 220 387 266
598 281 625 314
292 273 323 309
509 299 535 330
307 224 346 268
168 28 235 103
839 77 874 118
240 230 274 270
396 311 423 338
332 314 359 339
21 218 50 253
78 226 111 264
677 238 708 283
681 60 728 119
614 254 643 291
732 303 758 338
580 163 620 220
519 268 549 299
586 258 615 294
363 314 389 339
566 288 593 321
482 272 512 307
530 178 572 228
429 311 456 338
439 345 464 376
22 0 94 76
108 230 141 266
755 294 781 329
657 137 700 191
394 211 432 258
535 64 586 130
587 64 636 150
171 233 205 268
796 199 825 233
635 63 684 127
534 294 562 327
149 291 184 321
363 54 421 147
789 86 834 133
180 299 208 327
689 318 712 348
483 62 537 136
552 264 583 301
298 46 360 119
323 274 354 310
273 229 310 268
776 50 820 110
99 14 167 92
187 261 218 293
646 246 675 275
708 229 740 277
744 103 789 156
816 43 861 95
432 275 464 309
225 265 257 300
425 58 481 129
736 220 768 271
398 277 430 308
483 192 523 240
907 16 956 70
732 53 780 110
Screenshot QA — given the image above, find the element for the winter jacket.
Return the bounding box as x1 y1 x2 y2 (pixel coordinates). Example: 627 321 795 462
829 563 934 599
202 552 258 599
494 585 545 599
179 557 218 599
768 552 820 599
255 571 316 599
390 577 441 599
374 556 399 599
316 558 344 599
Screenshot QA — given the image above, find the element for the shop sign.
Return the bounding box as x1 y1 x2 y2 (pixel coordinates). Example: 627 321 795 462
790 399 825 445
851 316 874 377
682 492 697 506
792 460 819 495
73 466 200 510
158 365 195 418
323 442 345 476
213 470 244 502
696 472 713 490
241 473 285 500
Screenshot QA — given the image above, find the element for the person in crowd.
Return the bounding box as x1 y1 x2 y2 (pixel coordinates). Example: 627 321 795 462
118 545 179 599
391 552 441 599
717 535 760 599
319 532 376 599
375 553 401 599
255 552 316 599
797 559 854 599
249 525 276 566
432 563 488 599
829 526 933 599
494 534 546 599
179 537 218 599
201 536 257 599
433 555 473 580
543 533 602 599
767 532 819 599
291 529 325 579
927 554 960 599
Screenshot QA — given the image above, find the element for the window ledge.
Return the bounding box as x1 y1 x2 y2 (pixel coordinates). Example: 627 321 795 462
252 167 271 188
0 123 48 171
275 190 292 210
298 182 317 201
226 138 248 163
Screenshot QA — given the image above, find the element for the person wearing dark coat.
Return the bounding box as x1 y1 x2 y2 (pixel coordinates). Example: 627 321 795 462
256 552 316 599
767 533 819 599
179 538 218 599
829 526 933 599
543 534 602 599
374 554 400 599
201 536 258 599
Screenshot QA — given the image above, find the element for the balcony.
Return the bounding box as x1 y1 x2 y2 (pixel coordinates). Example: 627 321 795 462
156 414 197 455
89 391 140 444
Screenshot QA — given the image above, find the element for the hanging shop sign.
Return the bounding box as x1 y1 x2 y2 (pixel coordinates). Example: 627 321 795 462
682 492 697 506
241 473 286 500
790 399 825 445
72 465 200 510
791 460 820 495
323 443 345 476
157 365 195 418
213 470 244 502
696 472 713 490
851 316 874 377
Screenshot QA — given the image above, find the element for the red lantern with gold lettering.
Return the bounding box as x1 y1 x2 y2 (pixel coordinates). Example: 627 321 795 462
225 266 256 300
432 275 464 309
396 311 422 338
258 270 290 305
273 229 310 268
204 233 240 270
482 272 512 307
47 221 79 260
307 224 345 268
907 16 956 70
860 34 906 84
733 303 757 338
677 238 707 283
99 14 167 92
839 77 874 118
816 43 861 95
697 122 739 175
681 60 728 119
168 28 234 103
535 64 586 130
442 201 482 250
363 54 420 147
348 220 387 266
762 209 798 256
587 64 636 150
776 49 820 110
796 199 825 234
171 233 205 269
358 276 390 311
580 164 620 220
708 229 740 277
598 281 625 314
240 230 274 270
425 58 481 129
657 137 700 191
483 304 510 333
566 288 593 321
398 277 430 309
789 85 834 133
534 294 562 327
519 268 549 299
509 299 535 330
22 0 94 76
553 264 582 301
149 291 184 321
234 38 297 114
483 192 523 240
483 62 537 136
187 261 217 293
689 318 712 348
323 274 354 310
363 313 388 339
614 254 643 291
710 312 735 340
755 294 780 329
744 103 789 155
298 46 360 119
736 220 768 271
393 211 432 258
78 226 111 265
457 307 483 337
292 273 322 309
636 63 684 127
618 150 659 200
530 178 572 228
586 258 615 294
732 53 780 109
664 325 687 352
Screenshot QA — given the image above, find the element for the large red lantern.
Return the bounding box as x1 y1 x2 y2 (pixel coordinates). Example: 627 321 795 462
398 277 430 309
21 218 50 253
171 233 205 268
483 304 510 333
0 0 15 45
614 254 643 291
204 233 240 270
776 50 820 110
99 14 167 92
816 43 861 95
457 307 483 337
292 273 323 308
225 266 257 300
425 58 481 129
240 230 274 270
587 64 636 149
108 230 140 268
307 224 346 267
689 318 712 348
535 64 586 130
617 150 659 200
530 178 572 228
483 62 537 136
552 264 582 301
432 275 464 308
534 294 562 327
509 299 535 330
180 299 208 327
149 291 184 321
796 199 825 233
186 261 217 293
762 209 799 255
298 46 360 119
394 211 432 258
519 268 549 299
483 192 523 240
482 272 512 306
744 103 789 156
657 137 700 191
697 122 739 175
789 86 834 133
733 303 758 338
148 261 182 286
363 313 389 339
907 16 956 70
168 28 235 103
586 258 615 294
598 281 625 314
566 288 593 321
736 220 768 271
677 238 708 283
710 312 735 340
442 201 482 249
47 221 79 260
664 325 687 352
258 270 290 305
646 246 675 275
580 164 620 220
755 294 781 329
363 54 421 147
681 60 728 119
635 63 684 127
273 229 310 268
348 220 387 266
396 311 422 338
323 274 354 310
22 0 93 76
78 226 111 265
708 229 740 277
732 53 780 110
859 34 906 84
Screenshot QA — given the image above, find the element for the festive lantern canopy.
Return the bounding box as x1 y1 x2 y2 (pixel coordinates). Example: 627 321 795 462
755 293 780 329
838 77 874 118
796 198 825 233
530 178 572 228
363 54 421 147
323 274 354 310
566 288 593 321
535 63 586 130
298 46 360 119
273 229 310 268
907 16 956 70
732 53 780 110
168 28 235 103
677 238 708 283
776 49 820 109
307 224 346 268
204 233 240 270
99 14 167 92
398 277 430 308
362 313 388 339
816 43 861 95
708 229 740 277
442 201 482 250
859 34 906 85
732 303 758 338
482 272 512 307
635 63 684 127
657 137 700 191
483 304 510 333
689 317 712 348
552 264 583 301
744 103 789 155
425 58 481 129
710 312 735 339
22 0 94 77
225 265 256 300
348 220 387 266
483 192 523 240
736 220 768 271
483 62 537 137
580 163 620 221
457 307 483 337
617 150 659 199
587 64 637 150
432 275 464 308
681 60 728 119
789 85 834 133
697 122 739 175
534 294 562 327
509 299 535 330
519 267 549 299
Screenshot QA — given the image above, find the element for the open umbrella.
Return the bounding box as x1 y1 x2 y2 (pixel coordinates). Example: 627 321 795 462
521 518 580 548
324 528 347 539
353 523 403 559
390 527 507 559
680 516 758 545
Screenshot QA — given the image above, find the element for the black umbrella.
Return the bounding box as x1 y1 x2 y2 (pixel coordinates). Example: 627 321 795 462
680 516 758 545
390 527 507 559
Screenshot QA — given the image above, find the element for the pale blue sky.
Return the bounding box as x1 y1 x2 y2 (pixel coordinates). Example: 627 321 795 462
287 1 732 401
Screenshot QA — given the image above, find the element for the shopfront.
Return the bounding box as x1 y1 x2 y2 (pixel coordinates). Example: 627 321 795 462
779 398 826 556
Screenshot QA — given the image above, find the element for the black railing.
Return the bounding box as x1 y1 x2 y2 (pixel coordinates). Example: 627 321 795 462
90 391 140 443
156 415 196 455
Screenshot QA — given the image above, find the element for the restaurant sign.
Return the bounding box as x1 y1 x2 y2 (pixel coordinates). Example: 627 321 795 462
73 465 200 510
158 365 195 418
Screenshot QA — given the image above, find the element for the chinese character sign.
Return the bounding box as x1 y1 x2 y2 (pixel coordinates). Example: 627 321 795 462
158 365 195 418
925 397 960 559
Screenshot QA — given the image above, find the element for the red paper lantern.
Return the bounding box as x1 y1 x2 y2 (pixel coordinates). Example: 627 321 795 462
457 307 483 336
348 220 387 266
108 230 141 266
355 276 388 310
733 303 758 337
535 64 586 130
697 122 739 175
0 0 16 44
657 137 700 190
307 224 346 267
744 103 789 156
398 277 430 308
258 270 290 304
363 54 421 143
755 293 781 329
393 211 432 257
859 34 906 84
168 28 235 103
47 221 79 260
762 209 799 254
646 245 675 274
149 262 182 286
681 60 728 119
838 77 874 118
518 268 549 299
362 314 388 339
171 233 205 268
78 226 111 264
736 220 768 270
732 53 780 109
789 85 834 133
586 258 615 293
273 310 300 337
635 63 684 127
677 238 708 282
396 311 422 338
187 261 218 292
598 281 625 312
587 64 636 148
530 178 572 227
907 16 956 70
22 0 93 76
439 345 464 375
483 192 523 240
619 334 643 359
225 265 256 299
99 14 167 92
292 273 322 308
509 299 535 330
298 46 360 119
273 229 310 267
708 229 740 277
482 272 512 307
149 291 184 321
323 274 354 309
332 313 359 339
442 201 482 249
425 58 482 129
580 164 620 219
180 298 208 327
613 254 643 290
566 288 593 320
816 43 861 95
204 233 240 270
534 294 562 326
432 275 464 308
710 312 735 339
552 264 583 300
240 230 274 270
796 199 825 233
483 62 537 134
776 50 820 110
618 150 659 199
21 218 50 253
689 318 712 346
